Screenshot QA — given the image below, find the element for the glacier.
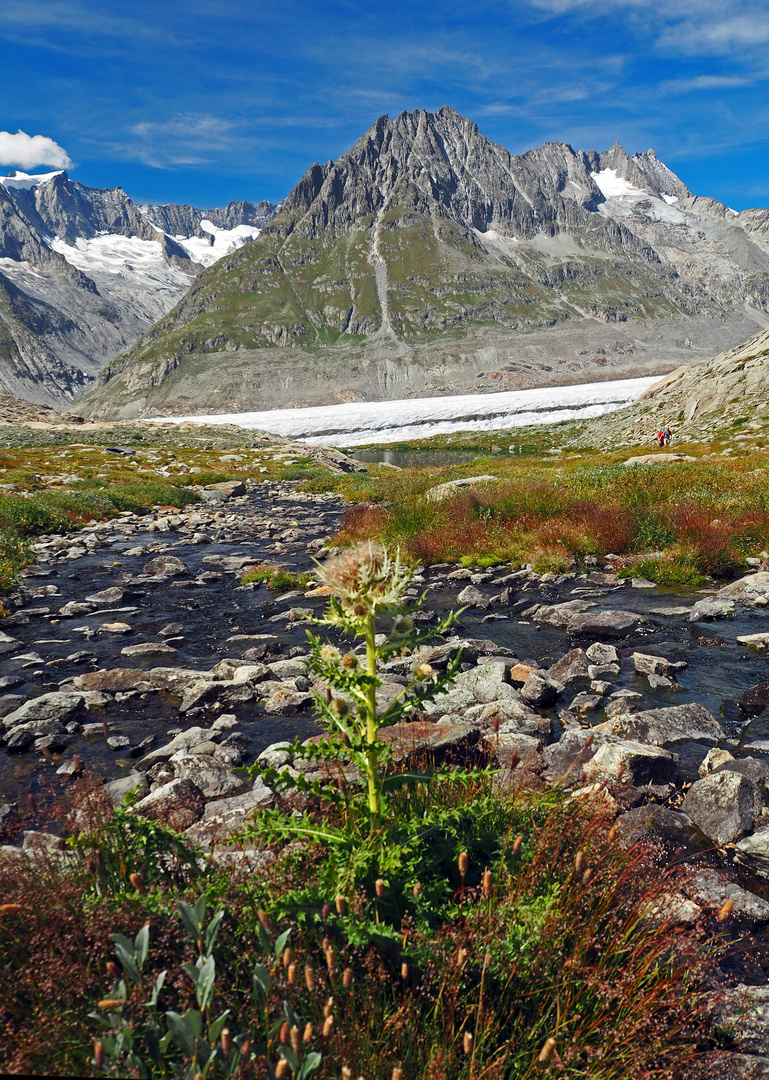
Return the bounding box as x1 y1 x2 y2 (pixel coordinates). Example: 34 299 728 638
147 375 662 446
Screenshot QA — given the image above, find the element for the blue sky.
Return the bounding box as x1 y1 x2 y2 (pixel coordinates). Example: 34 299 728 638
1 0 768 210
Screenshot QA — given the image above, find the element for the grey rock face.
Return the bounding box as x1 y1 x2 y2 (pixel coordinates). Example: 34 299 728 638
585 739 677 787
689 597 736 622
566 609 642 638
605 703 724 747
2 691 84 730
130 777 206 830
683 771 765 845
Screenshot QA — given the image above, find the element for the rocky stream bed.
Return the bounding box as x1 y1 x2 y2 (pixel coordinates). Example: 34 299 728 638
5 479 769 1073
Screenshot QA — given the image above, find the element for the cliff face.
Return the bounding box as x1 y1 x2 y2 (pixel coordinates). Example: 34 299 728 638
78 106 769 418
0 170 276 405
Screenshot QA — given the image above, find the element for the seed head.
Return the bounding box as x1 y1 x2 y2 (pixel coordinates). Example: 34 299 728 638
98 999 122 1010
414 663 434 680
607 825 618 843
375 878 386 898
94 1040 104 1067
321 904 331 920
220 1028 232 1055
341 1067 353 1080
582 868 592 885
574 851 586 874
538 1037 556 1063
457 947 468 967
458 851 469 877
412 881 421 898
463 1031 474 1056
0 903 22 918
257 909 272 930
279 1020 290 1045
343 967 354 988
283 947 293 967
482 869 493 898
401 962 409 979
290 1027 301 1054
325 945 336 972
303 1022 313 1044
322 1015 334 1038
275 1060 289 1080
287 963 296 986
320 644 341 662
341 652 358 668
323 997 334 1018
513 835 523 855
330 698 349 717
717 898 734 922
394 615 413 633
106 961 120 981
129 872 143 892
392 1068 404 1080
335 894 347 915
305 965 316 992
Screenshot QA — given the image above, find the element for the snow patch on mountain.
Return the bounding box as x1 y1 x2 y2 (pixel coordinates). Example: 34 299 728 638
175 221 261 267
591 169 686 225
50 235 191 295
0 170 64 191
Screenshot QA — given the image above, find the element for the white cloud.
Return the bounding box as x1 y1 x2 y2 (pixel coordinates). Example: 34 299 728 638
0 130 73 170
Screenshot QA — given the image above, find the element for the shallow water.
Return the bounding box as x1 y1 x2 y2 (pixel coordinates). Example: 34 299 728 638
2 484 769 817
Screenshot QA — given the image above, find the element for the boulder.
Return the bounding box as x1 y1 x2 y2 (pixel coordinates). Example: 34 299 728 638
719 572 769 604
683 771 765 845
171 754 248 799
379 720 480 763
262 688 314 715
689 597 735 622
485 731 542 765
135 727 213 769
585 642 619 664
0 630 20 655
425 475 499 501
682 868 769 926
85 587 125 605
121 643 178 658
584 739 677 787
141 555 188 578
531 600 596 628
632 652 688 676
130 778 205 830
615 805 699 848
205 480 246 497
2 692 84 730
566 610 642 638
472 698 542 734
541 729 604 782
456 585 488 608
73 668 154 693
707 985 769 1058
547 649 589 684
736 827 769 878
604 703 724 747
520 672 562 707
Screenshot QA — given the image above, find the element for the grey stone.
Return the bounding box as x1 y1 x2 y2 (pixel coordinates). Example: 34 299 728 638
2 691 84 730
520 672 562 707
103 772 149 807
268 658 308 680
682 868 769 925
566 609 642 638
85 587 125 604
547 648 589 684
585 642 619 664
121 642 178 657
708 985 769 1058
689 597 735 622
632 652 688 676
719 572 769 604
425 475 499 501
257 741 292 768
171 754 248 799
485 730 542 765
531 599 596 628
136 727 213 769
262 688 314 714
457 585 488 608
587 663 619 679
684 771 765 845
604 703 724 747
585 739 677 787
130 777 205 829
141 555 188 578
159 622 184 637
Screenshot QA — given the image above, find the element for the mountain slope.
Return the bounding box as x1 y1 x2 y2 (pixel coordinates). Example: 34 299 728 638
0 170 276 404
80 106 769 419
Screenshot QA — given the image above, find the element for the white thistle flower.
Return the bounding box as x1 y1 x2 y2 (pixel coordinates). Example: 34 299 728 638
315 542 412 617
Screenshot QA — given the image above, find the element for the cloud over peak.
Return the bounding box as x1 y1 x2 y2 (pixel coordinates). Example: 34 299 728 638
0 130 73 171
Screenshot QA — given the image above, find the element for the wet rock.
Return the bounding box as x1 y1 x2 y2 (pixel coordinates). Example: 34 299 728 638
0 695 24 717
547 648 589 684
59 601 97 617
106 735 130 751
738 684 769 717
737 634 769 649
73 668 154 693
85 587 125 605
616 804 698 848
603 703 724 747
632 652 688 676
699 747 735 776
159 621 184 637
0 802 20 832
587 663 619 680
569 692 605 714
103 772 149 806
520 672 562 707
603 690 645 718
566 609 642 638
121 642 178 658
584 739 677 787
2 691 85 730
585 642 619 664
707 985 769 1058
531 599 596 628
141 555 188 578
541 728 604 782
689 596 736 622
713 757 769 788
684 772 765 845
380 720 480 762
6 728 34 752
457 585 488 608
97 622 132 634
130 777 205 830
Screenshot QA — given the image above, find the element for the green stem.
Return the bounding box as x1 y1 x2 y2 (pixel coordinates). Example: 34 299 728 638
364 615 381 831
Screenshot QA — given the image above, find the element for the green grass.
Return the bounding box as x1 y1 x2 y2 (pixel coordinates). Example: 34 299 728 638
240 562 314 593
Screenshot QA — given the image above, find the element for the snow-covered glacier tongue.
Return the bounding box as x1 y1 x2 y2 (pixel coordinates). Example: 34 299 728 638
147 375 661 446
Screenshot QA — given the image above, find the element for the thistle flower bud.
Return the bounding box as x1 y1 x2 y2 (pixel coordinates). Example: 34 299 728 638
401 962 409 979
353 603 366 617
458 851 469 876
335 894 347 915
513 835 523 855
375 878 385 898
414 663 434 680
395 615 413 633
322 1015 334 1038
287 963 296 986
341 652 358 669
94 1040 104 1067
717 898 734 922
463 1031 473 1056
330 698 348 716
412 881 421 898
538 1037 556 1063
290 1027 301 1054
275 1060 289 1080
343 967 354 988
279 1020 290 1045
303 1022 313 1043
320 644 341 661
220 1028 232 1055
482 869 492 898
305 965 316 992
